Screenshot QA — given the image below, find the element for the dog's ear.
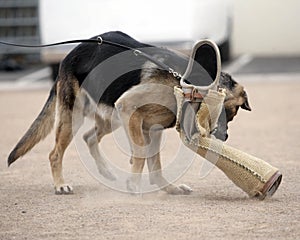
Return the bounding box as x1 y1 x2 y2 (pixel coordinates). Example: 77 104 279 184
241 91 252 111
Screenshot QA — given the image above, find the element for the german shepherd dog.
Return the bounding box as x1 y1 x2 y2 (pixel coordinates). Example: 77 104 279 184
8 31 251 194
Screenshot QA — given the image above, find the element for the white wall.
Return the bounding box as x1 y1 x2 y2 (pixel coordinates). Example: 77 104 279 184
232 0 300 56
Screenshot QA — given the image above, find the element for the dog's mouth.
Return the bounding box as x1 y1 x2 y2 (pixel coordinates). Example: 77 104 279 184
180 101 229 142
180 99 228 141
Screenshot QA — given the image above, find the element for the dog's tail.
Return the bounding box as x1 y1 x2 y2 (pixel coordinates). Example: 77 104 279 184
8 83 57 166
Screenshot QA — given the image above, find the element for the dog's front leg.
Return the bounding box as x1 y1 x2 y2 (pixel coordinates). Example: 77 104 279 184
146 130 192 195
147 155 193 195
127 156 146 194
126 113 147 194
115 96 147 194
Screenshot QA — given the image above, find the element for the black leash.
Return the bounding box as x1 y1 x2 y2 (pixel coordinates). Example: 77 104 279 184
0 38 100 48
0 36 182 80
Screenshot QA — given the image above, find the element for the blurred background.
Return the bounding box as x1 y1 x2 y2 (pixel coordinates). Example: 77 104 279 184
0 0 299 83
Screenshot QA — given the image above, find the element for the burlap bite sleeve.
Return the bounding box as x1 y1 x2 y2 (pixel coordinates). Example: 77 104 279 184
174 86 282 199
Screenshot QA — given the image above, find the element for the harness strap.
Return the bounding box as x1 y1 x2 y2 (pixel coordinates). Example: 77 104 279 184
183 88 204 101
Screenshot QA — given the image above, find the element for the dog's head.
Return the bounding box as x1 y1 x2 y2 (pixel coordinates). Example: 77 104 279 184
180 42 251 141
179 72 251 142
213 72 251 141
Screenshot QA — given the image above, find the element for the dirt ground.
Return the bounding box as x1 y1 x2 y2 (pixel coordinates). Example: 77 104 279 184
0 76 299 240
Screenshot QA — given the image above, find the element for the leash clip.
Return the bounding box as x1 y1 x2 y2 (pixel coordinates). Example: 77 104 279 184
97 36 103 45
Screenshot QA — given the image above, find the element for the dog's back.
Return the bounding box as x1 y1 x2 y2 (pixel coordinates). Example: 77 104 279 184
59 31 192 107
60 31 151 106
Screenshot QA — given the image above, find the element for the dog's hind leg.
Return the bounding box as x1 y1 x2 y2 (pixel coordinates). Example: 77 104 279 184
83 114 117 181
49 107 80 194
146 130 193 195
49 79 84 194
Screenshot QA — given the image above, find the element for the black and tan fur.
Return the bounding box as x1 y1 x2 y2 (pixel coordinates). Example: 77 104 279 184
8 31 251 194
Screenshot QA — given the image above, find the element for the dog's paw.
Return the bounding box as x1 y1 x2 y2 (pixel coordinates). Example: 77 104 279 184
98 168 117 181
126 179 140 195
178 184 193 194
165 184 193 195
54 184 73 195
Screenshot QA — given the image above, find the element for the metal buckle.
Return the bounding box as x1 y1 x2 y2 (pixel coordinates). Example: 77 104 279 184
190 88 197 101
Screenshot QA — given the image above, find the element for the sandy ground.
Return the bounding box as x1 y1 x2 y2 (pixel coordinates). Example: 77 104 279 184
0 76 299 240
